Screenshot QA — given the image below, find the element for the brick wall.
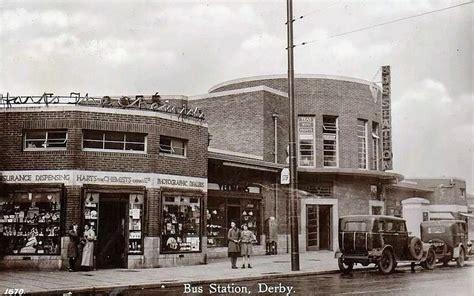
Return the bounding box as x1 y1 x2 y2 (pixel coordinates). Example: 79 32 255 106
0 109 208 178
201 76 384 170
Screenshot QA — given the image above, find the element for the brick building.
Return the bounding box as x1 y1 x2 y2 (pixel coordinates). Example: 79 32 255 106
189 74 402 255
0 97 208 269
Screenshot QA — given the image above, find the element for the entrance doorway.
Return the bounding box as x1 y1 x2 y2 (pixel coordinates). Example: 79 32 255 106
306 204 332 251
97 194 128 269
227 205 241 228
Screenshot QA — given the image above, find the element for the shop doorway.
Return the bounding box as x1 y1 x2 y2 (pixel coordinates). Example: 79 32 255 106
227 205 241 228
97 195 128 269
306 204 332 251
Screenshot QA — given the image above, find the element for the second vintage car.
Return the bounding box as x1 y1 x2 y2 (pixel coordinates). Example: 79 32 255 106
335 215 436 274
421 220 471 267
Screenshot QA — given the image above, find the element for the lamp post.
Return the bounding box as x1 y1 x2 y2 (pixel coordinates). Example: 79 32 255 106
286 0 300 271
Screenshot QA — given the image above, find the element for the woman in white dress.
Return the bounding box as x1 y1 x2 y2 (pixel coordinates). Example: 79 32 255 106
81 223 96 270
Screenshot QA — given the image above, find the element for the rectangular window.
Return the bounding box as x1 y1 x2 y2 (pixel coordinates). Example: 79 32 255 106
0 192 62 255
159 136 187 157
323 116 338 167
372 122 380 170
161 195 201 253
82 130 146 153
357 119 368 169
24 130 68 150
298 116 315 167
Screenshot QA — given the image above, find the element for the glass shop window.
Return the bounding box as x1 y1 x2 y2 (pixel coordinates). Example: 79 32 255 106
24 130 68 150
82 130 147 153
0 192 61 255
128 194 144 254
206 198 226 247
161 195 201 253
159 136 187 157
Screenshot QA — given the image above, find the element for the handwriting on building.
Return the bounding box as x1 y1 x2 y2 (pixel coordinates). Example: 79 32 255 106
0 92 204 120
381 65 393 170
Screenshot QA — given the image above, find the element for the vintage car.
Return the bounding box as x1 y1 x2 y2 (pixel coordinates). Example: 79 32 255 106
335 215 436 274
421 220 471 267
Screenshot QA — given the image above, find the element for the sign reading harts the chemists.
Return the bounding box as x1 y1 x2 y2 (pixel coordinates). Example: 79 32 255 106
0 92 204 120
0 170 207 191
381 65 393 170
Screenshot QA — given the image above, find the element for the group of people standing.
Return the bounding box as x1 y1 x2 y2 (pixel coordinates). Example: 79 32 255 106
66 223 96 272
227 221 257 269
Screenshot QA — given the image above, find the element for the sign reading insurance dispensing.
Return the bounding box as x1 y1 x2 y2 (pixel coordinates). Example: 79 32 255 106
381 65 393 170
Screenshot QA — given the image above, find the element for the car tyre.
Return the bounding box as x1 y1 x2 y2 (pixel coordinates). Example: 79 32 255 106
409 237 423 260
456 248 465 267
338 257 354 273
421 248 436 270
378 249 395 275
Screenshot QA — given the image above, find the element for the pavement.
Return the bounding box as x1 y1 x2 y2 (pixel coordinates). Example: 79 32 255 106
0 251 348 295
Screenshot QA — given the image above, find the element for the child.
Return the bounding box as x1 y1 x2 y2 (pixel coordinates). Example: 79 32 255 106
240 224 256 268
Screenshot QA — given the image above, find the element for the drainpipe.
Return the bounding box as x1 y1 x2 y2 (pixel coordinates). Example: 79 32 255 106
272 113 279 164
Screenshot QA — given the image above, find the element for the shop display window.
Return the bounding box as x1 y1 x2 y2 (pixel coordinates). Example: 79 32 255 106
128 194 144 254
0 192 61 255
84 192 99 236
206 199 226 247
161 195 201 253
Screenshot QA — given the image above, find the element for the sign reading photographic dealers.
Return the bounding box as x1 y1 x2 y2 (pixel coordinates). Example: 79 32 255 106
381 65 393 170
0 170 207 191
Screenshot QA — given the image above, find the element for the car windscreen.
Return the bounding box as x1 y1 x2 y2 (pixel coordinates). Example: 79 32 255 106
343 221 367 232
427 226 446 234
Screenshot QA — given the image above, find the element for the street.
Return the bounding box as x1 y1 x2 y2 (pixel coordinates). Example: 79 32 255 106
124 263 473 296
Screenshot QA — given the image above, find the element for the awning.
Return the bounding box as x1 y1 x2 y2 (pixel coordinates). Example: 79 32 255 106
460 212 474 218
430 212 455 220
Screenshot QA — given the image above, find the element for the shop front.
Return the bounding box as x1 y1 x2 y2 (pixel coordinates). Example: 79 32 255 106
206 184 263 257
0 170 207 270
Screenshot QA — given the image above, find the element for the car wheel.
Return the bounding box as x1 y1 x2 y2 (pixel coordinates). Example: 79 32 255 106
338 257 354 273
378 249 395 275
421 248 436 270
409 237 423 260
456 248 465 267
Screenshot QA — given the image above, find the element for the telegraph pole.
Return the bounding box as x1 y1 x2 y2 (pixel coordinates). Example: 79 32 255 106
286 0 300 271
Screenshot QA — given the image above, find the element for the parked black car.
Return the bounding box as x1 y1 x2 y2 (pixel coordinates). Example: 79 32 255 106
335 215 436 274
421 220 471 267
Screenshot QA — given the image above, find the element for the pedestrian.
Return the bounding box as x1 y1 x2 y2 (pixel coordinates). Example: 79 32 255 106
81 223 96 270
227 221 241 269
67 223 79 272
240 224 256 269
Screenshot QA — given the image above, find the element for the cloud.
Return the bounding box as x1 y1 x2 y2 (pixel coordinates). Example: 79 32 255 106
392 79 473 188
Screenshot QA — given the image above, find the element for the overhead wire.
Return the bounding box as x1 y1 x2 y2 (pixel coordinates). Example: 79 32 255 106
295 1 472 47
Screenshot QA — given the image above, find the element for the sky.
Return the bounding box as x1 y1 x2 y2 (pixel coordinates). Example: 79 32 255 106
0 0 472 191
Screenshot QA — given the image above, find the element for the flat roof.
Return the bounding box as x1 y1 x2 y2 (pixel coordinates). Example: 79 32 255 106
209 74 381 93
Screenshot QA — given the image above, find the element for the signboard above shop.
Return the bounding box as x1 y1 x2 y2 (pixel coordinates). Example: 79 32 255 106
0 92 205 120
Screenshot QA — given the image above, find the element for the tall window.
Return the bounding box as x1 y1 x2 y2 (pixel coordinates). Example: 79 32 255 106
357 119 368 169
372 122 380 170
298 116 315 167
82 130 146 153
159 136 187 157
323 116 338 167
24 130 68 150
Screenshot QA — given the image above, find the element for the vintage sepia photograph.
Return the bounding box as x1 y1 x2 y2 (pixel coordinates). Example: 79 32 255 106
0 0 472 295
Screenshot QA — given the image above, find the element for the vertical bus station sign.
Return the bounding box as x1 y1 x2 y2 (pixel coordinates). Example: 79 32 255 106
381 65 393 170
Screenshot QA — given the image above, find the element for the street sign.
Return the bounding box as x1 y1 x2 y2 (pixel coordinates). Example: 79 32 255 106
281 168 290 185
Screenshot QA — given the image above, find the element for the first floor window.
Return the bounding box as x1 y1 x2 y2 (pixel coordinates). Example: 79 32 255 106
159 136 187 157
162 195 201 253
24 130 68 150
82 130 147 153
372 122 380 170
323 116 338 167
0 191 62 255
298 116 315 167
357 119 368 169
